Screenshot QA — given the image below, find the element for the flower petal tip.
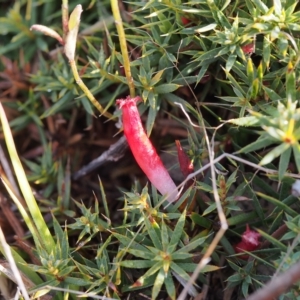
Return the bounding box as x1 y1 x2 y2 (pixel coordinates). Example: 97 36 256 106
116 96 141 109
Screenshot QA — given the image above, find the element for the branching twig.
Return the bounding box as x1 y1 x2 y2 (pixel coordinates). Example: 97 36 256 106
178 152 300 193
175 100 300 299
72 135 128 179
177 84 228 300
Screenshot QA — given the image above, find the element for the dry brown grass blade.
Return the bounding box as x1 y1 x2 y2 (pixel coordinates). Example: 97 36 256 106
247 260 300 300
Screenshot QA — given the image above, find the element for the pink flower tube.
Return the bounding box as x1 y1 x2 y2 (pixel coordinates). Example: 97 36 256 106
117 96 178 202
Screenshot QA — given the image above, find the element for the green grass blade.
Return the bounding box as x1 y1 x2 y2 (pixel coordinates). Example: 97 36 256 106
0 103 55 253
256 192 297 217
1 179 41 248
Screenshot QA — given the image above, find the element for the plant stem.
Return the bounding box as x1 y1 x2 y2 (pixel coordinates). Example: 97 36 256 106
62 0 69 41
111 0 135 97
25 0 32 21
69 60 113 119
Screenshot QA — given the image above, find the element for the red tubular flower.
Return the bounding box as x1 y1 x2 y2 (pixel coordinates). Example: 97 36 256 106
234 224 261 259
117 96 178 202
241 43 255 55
181 17 192 26
175 140 195 211
175 140 194 178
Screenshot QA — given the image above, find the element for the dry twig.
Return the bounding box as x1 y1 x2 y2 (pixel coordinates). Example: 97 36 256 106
247 260 300 300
